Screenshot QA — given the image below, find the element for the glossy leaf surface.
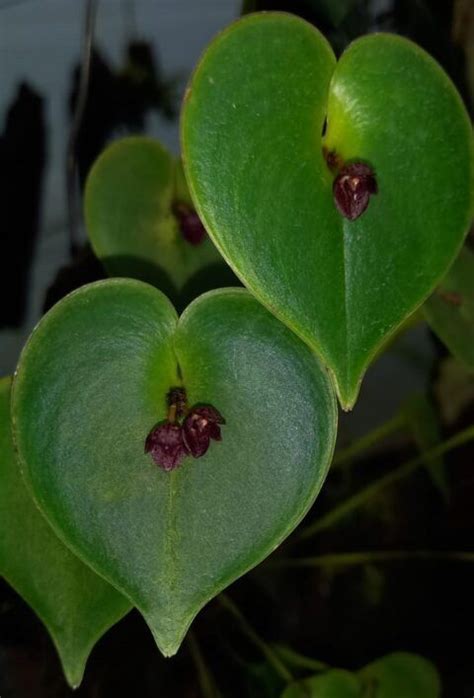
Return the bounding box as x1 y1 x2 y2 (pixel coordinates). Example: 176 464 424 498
12 280 337 657
182 13 473 408
424 246 474 370
0 377 130 688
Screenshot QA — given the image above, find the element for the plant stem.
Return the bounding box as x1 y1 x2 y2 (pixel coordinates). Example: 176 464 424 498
271 550 474 569
271 643 329 672
187 630 220 698
219 593 294 683
297 424 474 542
333 412 406 468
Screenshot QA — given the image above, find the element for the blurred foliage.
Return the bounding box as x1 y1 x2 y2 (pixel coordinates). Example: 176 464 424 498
70 40 178 190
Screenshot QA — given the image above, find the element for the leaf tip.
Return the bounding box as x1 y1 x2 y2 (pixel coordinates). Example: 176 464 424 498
334 377 360 412
150 623 188 659
60 656 87 691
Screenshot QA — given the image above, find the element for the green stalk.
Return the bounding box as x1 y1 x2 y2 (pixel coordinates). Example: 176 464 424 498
333 412 407 468
271 550 474 569
297 424 474 541
187 630 221 698
219 593 294 683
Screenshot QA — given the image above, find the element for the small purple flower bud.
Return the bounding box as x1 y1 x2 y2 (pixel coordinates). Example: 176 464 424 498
333 162 377 221
145 421 189 471
182 405 226 458
172 201 207 245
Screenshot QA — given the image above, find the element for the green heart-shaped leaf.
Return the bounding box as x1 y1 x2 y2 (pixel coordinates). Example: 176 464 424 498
0 377 130 688
424 246 474 370
85 136 233 304
182 13 473 409
12 280 337 657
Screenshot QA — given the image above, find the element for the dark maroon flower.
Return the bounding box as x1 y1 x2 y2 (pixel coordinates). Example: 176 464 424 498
333 162 377 221
182 405 226 458
172 201 207 245
145 421 189 471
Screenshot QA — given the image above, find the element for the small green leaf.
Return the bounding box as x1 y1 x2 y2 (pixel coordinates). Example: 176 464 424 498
12 280 337 657
182 13 473 409
424 246 474 370
359 652 441 697
282 669 361 698
85 136 232 304
0 377 130 689
281 652 440 698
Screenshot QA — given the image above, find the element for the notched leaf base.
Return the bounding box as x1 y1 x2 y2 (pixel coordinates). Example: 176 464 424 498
12 280 337 658
182 12 473 412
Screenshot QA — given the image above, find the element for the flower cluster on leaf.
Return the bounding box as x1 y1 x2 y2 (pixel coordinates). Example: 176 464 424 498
145 387 225 471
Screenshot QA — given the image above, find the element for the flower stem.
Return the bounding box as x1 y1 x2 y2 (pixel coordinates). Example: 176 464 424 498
271 550 474 569
187 630 221 698
219 593 294 683
297 424 474 542
333 412 407 468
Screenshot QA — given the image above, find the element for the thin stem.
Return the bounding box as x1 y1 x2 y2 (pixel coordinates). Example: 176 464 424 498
187 630 220 698
271 550 474 569
219 593 294 683
297 424 474 542
333 412 406 468
66 0 98 258
271 643 329 673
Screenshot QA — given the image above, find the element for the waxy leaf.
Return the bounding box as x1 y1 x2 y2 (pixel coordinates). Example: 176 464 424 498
12 280 337 657
0 377 130 689
424 246 474 370
182 13 473 409
85 136 234 305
